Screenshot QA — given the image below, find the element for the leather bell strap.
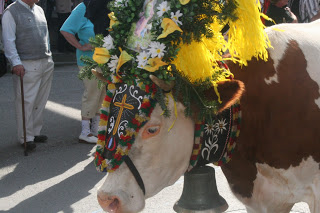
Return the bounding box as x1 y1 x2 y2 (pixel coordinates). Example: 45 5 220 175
123 155 146 195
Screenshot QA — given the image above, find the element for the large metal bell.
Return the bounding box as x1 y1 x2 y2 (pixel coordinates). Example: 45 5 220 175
173 166 228 213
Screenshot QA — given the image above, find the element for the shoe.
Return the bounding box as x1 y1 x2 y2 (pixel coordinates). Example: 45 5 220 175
21 142 36 151
79 134 97 144
34 135 48 143
91 132 98 137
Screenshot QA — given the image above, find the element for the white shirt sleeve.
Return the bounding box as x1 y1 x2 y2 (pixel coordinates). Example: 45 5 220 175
2 10 22 66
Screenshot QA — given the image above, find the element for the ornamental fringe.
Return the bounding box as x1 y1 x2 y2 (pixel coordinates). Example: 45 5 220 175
227 0 271 65
172 0 271 83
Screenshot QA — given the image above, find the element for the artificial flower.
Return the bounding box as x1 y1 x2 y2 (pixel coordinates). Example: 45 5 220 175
156 1 170 17
108 12 119 30
116 49 133 73
137 63 146 69
170 10 183 25
102 35 114 50
157 18 183 39
143 57 168 72
93 48 110 64
136 51 150 66
108 55 119 72
179 0 190 5
149 42 166 58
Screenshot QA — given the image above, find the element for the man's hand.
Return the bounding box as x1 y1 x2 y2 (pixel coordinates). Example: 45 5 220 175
12 65 25 77
285 7 298 23
79 43 93 51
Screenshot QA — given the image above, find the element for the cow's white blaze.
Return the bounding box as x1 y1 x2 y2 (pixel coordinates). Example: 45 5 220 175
234 156 320 213
98 97 194 212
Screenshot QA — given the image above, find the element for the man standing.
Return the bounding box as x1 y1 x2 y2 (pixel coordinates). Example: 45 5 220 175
2 0 54 151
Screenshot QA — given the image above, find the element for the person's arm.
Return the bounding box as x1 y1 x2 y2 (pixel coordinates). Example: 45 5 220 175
60 3 92 51
311 9 320 21
1 11 24 76
60 31 92 51
285 7 298 23
306 0 320 21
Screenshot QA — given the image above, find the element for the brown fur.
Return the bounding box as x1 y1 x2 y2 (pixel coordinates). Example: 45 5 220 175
221 40 320 198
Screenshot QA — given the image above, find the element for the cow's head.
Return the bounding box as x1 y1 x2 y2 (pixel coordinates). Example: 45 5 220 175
85 0 267 211
96 79 244 213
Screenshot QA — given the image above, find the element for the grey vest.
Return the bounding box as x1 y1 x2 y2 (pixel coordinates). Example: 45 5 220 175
5 1 51 60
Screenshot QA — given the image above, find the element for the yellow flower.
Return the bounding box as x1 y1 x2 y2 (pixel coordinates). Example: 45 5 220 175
116 49 132 74
93 48 110 64
143 57 168 72
157 18 183 40
108 12 119 30
179 0 190 5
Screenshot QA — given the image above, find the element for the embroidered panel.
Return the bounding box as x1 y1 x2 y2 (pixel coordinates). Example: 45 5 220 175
95 82 157 172
189 102 241 170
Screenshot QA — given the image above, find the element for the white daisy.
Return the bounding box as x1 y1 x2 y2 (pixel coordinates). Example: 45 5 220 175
157 1 170 17
108 55 119 72
148 41 166 58
102 35 114 50
137 63 146 69
171 10 183 25
214 118 228 134
136 51 149 66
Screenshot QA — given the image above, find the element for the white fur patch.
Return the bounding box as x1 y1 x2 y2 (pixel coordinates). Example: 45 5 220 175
264 73 279 85
235 156 320 213
265 20 320 108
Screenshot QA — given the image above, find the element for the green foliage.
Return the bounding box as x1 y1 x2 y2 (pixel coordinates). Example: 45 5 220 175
155 88 171 117
78 56 97 80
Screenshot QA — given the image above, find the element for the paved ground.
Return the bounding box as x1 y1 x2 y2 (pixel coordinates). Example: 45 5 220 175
0 64 311 213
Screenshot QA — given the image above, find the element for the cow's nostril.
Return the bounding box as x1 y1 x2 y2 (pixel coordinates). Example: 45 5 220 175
97 193 121 213
109 197 119 210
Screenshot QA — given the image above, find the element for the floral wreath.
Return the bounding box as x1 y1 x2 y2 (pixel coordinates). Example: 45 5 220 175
80 0 270 120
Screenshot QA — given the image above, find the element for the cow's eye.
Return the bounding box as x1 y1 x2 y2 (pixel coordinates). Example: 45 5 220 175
148 127 158 134
142 125 160 139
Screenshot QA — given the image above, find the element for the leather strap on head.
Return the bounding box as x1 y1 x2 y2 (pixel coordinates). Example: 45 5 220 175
123 155 146 195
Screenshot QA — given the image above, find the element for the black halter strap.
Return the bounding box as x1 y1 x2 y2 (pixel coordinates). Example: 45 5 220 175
123 155 146 195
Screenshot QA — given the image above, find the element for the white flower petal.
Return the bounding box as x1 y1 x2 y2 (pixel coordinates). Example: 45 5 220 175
156 1 170 17
102 35 114 50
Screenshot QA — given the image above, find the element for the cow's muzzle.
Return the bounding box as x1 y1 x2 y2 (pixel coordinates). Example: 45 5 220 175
97 192 121 213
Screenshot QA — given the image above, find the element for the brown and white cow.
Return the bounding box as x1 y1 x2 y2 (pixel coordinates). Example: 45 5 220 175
97 20 320 213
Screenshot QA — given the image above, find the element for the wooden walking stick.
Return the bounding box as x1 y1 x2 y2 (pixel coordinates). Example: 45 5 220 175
20 76 28 156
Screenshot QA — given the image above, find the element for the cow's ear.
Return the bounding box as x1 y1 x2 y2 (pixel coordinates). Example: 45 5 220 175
205 80 245 113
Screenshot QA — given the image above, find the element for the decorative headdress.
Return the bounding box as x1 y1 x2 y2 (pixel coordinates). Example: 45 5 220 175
80 0 271 172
